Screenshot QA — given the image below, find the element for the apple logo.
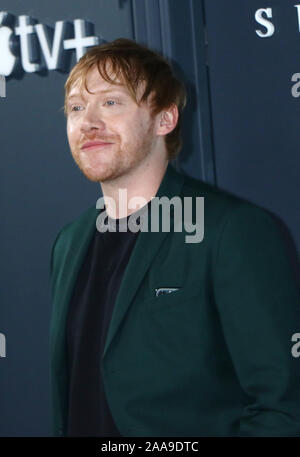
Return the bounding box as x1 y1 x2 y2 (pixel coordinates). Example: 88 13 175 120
0 11 17 76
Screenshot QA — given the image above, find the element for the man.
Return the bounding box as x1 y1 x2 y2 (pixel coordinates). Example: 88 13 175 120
49 38 300 437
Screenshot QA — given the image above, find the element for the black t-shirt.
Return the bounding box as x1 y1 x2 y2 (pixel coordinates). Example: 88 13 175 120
66 204 148 436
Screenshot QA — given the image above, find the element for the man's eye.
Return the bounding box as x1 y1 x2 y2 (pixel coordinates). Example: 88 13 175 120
71 105 83 112
105 100 117 106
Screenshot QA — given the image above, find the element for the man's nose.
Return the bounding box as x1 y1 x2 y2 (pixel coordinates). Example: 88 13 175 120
80 104 105 133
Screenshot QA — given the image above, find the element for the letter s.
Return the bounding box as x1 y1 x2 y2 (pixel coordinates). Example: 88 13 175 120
255 8 275 38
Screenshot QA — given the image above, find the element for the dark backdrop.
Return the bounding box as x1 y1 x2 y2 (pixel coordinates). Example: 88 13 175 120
0 0 299 436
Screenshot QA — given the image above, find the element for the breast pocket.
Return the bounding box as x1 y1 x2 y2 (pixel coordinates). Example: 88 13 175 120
141 279 201 315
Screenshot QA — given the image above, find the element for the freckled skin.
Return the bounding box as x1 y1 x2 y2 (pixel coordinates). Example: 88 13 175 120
66 66 161 184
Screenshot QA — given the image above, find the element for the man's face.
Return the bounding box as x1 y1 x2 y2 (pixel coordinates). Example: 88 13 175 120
66 65 160 183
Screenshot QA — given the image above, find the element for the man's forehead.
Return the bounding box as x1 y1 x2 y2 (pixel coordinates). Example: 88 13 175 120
68 84 127 99
68 76 127 99
67 66 146 101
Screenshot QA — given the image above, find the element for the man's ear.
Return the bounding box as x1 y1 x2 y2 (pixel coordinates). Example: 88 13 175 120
156 104 179 136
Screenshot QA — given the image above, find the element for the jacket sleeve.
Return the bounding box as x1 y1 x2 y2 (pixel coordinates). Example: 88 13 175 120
213 203 300 436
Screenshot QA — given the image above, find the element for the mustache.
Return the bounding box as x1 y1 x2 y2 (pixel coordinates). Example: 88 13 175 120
80 133 119 143
80 135 118 144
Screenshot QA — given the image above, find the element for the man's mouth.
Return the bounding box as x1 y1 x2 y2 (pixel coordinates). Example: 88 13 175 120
81 141 113 151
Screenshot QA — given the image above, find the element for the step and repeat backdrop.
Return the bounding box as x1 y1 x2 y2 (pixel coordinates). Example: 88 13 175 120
204 0 300 262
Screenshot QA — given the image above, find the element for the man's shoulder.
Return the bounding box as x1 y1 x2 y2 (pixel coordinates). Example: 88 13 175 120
180 169 243 204
176 168 277 233
50 204 98 279
54 205 98 247
179 169 261 213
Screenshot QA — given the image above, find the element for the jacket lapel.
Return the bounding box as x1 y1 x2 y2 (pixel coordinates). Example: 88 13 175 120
102 163 185 359
50 207 98 433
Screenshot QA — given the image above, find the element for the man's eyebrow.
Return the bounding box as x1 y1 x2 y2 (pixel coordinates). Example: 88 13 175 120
66 88 129 100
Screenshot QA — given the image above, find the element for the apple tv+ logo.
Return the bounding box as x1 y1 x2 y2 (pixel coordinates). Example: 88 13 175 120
0 11 99 76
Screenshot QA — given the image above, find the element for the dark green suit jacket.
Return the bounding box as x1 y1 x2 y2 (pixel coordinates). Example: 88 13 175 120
49 163 300 437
